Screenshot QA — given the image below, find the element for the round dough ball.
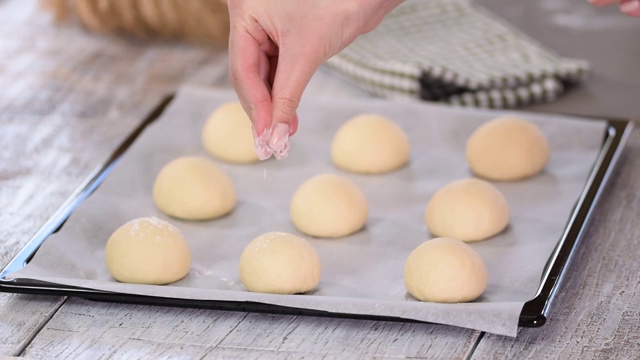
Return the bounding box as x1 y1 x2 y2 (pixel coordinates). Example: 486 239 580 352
202 101 259 164
290 173 368 238
105 217 191 285
153 156 236 220
425 178 509 242
466 116 550 181
331 114 410 174
404 237 488 303
239 232 321 294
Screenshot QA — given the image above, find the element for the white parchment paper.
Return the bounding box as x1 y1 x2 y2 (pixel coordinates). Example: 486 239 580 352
11 86 607 336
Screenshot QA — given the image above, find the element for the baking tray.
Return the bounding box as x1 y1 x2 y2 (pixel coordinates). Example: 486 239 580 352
0 93 633 329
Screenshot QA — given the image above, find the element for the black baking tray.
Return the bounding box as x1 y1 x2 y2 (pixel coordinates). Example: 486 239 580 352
0 94 633 328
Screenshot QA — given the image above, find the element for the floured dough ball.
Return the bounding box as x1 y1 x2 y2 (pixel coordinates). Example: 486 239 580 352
466 116 550 181
290 173 368 238
105 217 191 285
331 114 410 174
425 178 509 242
239 232 321 294
153 156 236 220
202 101 259 164
404 237 488 303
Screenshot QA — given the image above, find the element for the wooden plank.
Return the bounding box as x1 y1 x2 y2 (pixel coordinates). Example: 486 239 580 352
7 14 477 356
0 0 227 268
0 0 228 356
472 129 640 359
22 298 479 359
470 1 640 356
3 3 446 359
20 298 246 360
0 295 65 356
6 0 638 358
217 313 479 358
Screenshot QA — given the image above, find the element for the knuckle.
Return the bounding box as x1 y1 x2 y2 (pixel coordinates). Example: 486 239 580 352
274 96 299 114
249 97 271 114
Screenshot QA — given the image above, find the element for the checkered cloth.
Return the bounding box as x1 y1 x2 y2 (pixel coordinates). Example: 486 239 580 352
326 0 589 108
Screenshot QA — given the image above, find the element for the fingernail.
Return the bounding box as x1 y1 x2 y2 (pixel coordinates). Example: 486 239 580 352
267 123 291 160
252 126 273 161
621 0 640 13
273 138 290 160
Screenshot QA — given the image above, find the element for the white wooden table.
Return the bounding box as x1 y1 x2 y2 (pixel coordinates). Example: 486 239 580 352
1 1 638 358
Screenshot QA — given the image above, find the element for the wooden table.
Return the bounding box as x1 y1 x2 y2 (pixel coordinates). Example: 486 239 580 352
1 1 638 358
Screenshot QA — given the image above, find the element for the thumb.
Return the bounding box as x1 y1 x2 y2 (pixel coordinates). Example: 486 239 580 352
267 44 321 158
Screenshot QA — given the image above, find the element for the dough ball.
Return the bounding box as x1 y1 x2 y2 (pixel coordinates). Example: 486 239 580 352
331 114 410 174
290 173 368 238
105 217 191 285
404 237 488 303
425 178 509 242
153 156 236 220
239 232 321 294
202 101 259 164
466 116 550 181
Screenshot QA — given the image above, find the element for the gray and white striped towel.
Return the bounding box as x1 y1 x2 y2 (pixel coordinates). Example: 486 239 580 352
326 0 589 108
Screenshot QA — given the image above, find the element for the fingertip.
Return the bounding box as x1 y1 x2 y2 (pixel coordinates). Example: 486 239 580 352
588 0 619 6
249 98 273 136
621 0 640 15
289 113 299 135
267 122 291 160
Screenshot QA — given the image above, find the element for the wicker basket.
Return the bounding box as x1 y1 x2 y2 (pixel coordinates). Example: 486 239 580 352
41 0 230 44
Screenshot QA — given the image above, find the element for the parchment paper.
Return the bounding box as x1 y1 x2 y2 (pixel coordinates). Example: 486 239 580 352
11 86 607 337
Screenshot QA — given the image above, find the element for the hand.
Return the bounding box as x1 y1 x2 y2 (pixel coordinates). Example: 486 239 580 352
588 0 640 16
228 0 404 160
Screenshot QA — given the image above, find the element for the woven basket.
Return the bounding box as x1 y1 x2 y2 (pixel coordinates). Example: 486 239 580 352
41 0 230 45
